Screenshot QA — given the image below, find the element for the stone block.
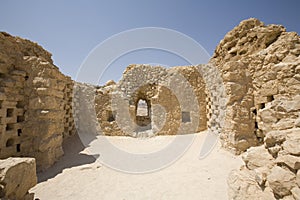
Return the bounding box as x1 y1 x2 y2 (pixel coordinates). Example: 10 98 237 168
267 166 297 197
276 152 300 170
0 157 37 200
242 146 274 170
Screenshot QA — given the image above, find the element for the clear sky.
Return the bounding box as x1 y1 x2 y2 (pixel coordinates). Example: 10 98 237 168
1 0 300 84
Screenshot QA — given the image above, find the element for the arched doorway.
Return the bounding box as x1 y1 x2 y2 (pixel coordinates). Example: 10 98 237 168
136 99 151 131
136 99 149 117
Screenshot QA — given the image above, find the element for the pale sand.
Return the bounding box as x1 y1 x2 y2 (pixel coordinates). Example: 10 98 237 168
31 131 242 200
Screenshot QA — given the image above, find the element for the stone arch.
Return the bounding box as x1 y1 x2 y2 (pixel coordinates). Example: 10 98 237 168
131 83 157 133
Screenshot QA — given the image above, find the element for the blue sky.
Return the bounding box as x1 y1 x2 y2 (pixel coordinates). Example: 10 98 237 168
1 0 300 84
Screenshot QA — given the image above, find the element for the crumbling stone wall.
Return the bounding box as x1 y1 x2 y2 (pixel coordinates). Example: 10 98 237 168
0 32 75 170
213 19 300 199
211 18 299 153
94 80 124 136
94 64 208 137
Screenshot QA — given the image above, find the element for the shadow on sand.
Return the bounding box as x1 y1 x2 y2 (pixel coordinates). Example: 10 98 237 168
37 133 99 183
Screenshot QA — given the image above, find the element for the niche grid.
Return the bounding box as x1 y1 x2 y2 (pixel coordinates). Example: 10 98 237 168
0 101 24 156
63 83 76 137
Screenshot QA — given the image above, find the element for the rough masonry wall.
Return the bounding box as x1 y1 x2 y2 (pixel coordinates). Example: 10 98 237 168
213 19 300 199
211 19 285 152
0 32 75 170
94 64 208 137
169 66 207 132
95 80 125 136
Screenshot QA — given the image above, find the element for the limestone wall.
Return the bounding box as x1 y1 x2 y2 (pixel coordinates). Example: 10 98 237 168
212 18 300 153
94 64 208 137
169 66 207 132
95 80 125 136
0 32 75 170
214 19 300 199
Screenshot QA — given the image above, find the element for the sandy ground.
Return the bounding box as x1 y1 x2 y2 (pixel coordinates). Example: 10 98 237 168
31 131 242 200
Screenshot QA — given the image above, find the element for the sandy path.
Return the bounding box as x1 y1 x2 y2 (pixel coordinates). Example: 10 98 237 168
31 131 242 200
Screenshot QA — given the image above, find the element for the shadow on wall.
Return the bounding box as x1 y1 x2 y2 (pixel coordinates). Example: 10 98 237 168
37 134 98 183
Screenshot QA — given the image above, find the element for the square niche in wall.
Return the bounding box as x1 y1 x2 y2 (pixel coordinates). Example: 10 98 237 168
107 110 116 122
6 108 14 117
182 111 191 123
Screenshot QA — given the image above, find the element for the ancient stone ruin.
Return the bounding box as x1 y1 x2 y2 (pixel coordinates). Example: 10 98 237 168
94 64 208 137
0 18 299 199
214 19 300 199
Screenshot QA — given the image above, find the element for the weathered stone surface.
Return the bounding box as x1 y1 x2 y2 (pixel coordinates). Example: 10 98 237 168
276 152 300 170
297 171 300 187
267 166 297 197
242 146 274 170
295 117 300 127
282 195 296 200
265 130 288 148
228 169 275 200
0 32 76 171
260 108 278 123
222 18 300 199
291 187 300 200
95 64 207 137
0 157 37 200
212 17 300 154
276 95 300 113
268 145 282 157
282 129 300 155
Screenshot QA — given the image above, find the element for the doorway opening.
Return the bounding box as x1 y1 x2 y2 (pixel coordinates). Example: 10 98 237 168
136 99 151 131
